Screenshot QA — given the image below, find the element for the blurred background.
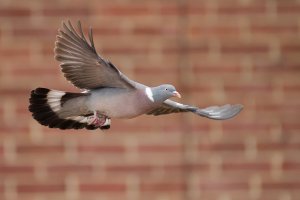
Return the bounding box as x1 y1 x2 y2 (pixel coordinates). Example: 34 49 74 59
0 0 300 199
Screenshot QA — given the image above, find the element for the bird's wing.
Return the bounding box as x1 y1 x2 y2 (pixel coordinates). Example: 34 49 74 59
147 99 243 120
55 21 136 90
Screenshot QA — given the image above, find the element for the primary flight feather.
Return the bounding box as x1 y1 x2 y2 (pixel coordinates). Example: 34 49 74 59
29 21 243 130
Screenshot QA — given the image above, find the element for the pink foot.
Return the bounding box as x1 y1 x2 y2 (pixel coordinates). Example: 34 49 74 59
89 117 106 126
87 111 110 128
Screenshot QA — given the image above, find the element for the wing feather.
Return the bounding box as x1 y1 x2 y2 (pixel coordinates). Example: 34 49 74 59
55 20 136 90
147 100 243 120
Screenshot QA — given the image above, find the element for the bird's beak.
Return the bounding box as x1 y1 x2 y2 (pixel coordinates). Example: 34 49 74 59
172 91 181 98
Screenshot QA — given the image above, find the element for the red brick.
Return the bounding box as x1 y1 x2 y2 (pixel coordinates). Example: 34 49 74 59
13 28 56 37
282 123 300 131
16 145 64 154
0 48 30 59
221 43 269 54
198 143 245 151
164 163 209 172
98 5 153 16
109 119 183 133
223 122 271 132
283 84 300 92
42 8 89 16
218 4 266 15
199 181 248 190
251 24 298 34
17 184 65 193
281 44 300 53
0 165 34 174
253 62 299 72
93 27 122 36
138 145 182 152
0 124 29 134
282 162 300 170
140 182 186 191
224 84 273 93
189 26 240 37
134 66 179 75
190 123 211 132
47 164 93 173
102 47 150 55
0 89 29 96
79 183 126 192
257 143 300 151
133 27 178 35
0 8 31 17
11 67 58 76
277 3 300 13
193 64 242 74
77 145 126 153
106 164 153 173
222 162 270 171
262 182 300 190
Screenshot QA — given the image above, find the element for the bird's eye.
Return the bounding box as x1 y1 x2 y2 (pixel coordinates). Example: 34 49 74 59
165 88 168 91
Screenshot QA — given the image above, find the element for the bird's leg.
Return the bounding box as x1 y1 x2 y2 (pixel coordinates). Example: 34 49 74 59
87 111 110 128
100 118 111 130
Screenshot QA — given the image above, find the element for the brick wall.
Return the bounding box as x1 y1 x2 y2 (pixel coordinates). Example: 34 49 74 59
0 0 300 199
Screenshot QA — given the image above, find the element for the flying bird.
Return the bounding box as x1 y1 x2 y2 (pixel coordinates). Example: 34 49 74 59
29 21 243 130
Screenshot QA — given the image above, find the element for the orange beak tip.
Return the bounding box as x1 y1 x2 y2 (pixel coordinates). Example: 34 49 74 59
173 91 181 98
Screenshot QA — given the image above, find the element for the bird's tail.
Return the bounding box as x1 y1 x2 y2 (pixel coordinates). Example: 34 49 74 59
29 87 108 130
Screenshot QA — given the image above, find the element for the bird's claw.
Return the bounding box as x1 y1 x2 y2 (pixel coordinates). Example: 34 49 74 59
87 111 110 128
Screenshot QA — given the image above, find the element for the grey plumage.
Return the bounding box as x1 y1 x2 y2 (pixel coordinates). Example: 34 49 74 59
55 21 135 90
29 20 243 130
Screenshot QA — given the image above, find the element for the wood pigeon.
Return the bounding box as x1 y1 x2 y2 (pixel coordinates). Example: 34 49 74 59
29 21 243 130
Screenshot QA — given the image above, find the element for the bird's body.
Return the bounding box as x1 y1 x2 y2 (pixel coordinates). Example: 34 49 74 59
29 20 243 130
87 87 159 119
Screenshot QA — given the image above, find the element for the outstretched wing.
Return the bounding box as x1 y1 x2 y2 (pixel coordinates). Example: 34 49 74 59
147 99 243 120
55 20 136 90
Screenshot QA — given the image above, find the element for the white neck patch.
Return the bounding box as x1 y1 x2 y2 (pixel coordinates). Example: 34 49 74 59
145 87 154 102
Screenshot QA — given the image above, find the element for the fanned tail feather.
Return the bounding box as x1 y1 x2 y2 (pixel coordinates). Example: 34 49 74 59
29 88 109 130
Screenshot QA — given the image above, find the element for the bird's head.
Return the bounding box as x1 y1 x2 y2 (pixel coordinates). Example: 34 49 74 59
146 84 181 103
